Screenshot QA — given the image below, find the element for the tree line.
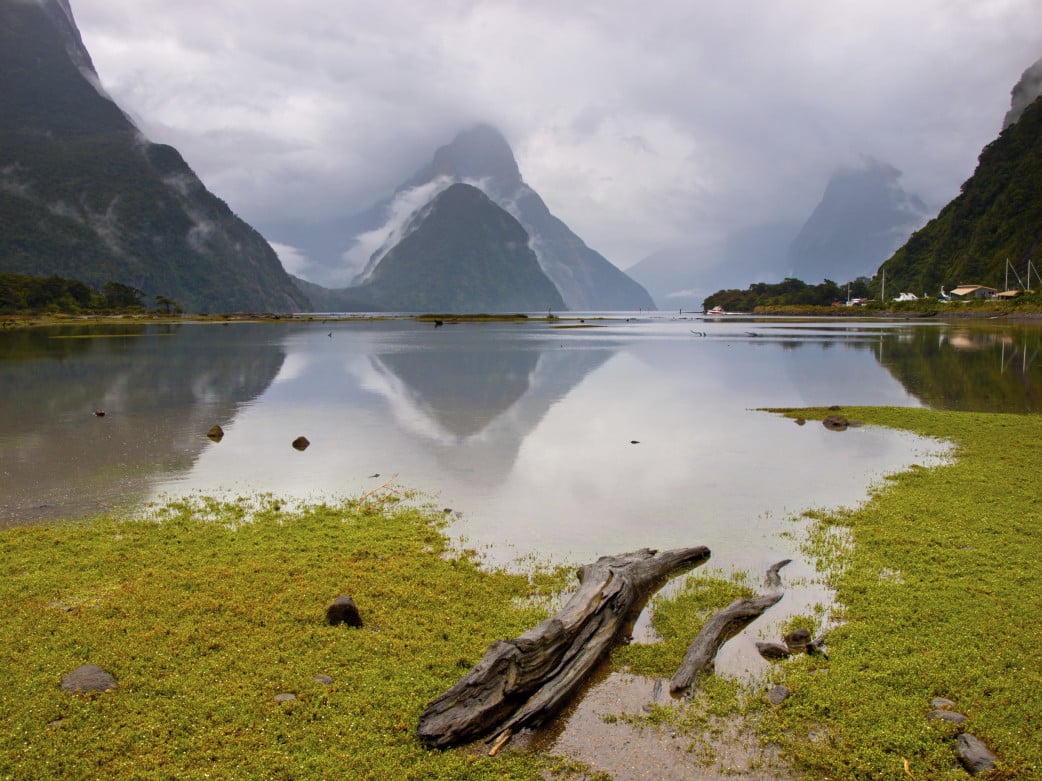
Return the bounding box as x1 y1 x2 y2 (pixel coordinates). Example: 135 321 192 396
703 277 873 312
0 272 181 315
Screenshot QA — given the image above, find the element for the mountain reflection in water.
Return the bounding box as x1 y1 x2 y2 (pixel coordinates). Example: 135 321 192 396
12 315 1037 677
0 323 285 525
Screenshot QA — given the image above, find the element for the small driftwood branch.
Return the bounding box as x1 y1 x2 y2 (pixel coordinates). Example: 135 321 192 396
356 473 398 510
669 558 791 696
764 558 792 592
417 546 711 750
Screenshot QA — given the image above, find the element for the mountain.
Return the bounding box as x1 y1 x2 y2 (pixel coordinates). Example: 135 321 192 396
627 158 924 310
785 158 928 285
881 90 1042 296
346 183 565 312
1003 58 1042 130
267 125 655 311
626 222 799 310
0 0 309 313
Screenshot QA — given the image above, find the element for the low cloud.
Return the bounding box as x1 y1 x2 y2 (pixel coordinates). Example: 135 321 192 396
72 0 1042 269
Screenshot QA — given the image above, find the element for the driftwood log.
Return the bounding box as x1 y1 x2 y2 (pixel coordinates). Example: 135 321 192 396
669 559 791 695
417 546 711 750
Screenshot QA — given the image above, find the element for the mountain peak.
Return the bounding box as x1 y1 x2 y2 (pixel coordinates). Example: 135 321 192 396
786 157 928 283
355 182 565 312
1003 57 1042 130
411 124 522 192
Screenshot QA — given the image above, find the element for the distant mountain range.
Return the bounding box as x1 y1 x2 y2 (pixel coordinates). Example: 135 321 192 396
638 58 1042 309
627 158 928 309
626 223 799 312
268 125 655 312
0 0 309 313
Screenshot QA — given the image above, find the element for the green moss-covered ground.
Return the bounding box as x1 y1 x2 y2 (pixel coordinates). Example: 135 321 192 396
756 407 1042 780
0 495 579 781
2 408 1040 779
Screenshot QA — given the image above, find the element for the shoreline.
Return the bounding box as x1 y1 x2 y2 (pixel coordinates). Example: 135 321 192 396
4 302 1042 331
1 407 1040 778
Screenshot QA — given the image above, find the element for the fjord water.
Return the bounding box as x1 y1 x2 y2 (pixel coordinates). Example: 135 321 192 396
2 316 1038 668
6 316 1041 542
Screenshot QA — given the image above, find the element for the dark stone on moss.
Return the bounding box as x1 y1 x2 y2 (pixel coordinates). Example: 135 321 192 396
207 424 224 442
956 733 997 774
755 641 791 660
60 664 117 693
928 709 967 725
314 674 334 686
822 415 849 431
326 595 363 627
783 628 811 651
766 684 789 705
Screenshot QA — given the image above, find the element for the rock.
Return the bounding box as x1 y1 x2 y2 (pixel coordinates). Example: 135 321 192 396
794 418 806 426
314 674 334 686
822 414 849 431
93 409 106 417
326 595 363 627
783 628 811 651
274 693 297 703
931 696 958 710
292 436 310 451
766 684 789 705
807 636 829 658
927 709 967 725
956 733 998 774
207 424 224 442
755 641 791 661
60 664 117 693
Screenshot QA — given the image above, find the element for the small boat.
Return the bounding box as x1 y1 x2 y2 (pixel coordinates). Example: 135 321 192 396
893 292 919 302
706 306 726 316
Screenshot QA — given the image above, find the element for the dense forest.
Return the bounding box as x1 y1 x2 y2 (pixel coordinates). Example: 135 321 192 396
0 271 180 315
879 94 1042 295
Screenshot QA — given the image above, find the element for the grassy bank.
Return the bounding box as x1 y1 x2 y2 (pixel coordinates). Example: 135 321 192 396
0 495 581 780
597 408 1041 778
754 299 1042 318
2 409 1040 779
754 407 1042 779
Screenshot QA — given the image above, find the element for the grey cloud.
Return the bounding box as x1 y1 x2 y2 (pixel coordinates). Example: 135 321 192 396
70 0 1042 269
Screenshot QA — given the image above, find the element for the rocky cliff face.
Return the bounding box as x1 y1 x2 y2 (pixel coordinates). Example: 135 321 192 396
0 0 309 313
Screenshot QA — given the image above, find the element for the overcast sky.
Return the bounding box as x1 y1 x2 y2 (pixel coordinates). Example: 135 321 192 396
70 0 1042 270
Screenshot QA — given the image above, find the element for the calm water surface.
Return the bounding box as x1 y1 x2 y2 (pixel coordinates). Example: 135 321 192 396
3 315 1039 673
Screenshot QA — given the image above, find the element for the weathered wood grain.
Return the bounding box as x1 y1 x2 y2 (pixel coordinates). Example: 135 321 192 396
417 546 711 749
668 559 791 696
